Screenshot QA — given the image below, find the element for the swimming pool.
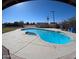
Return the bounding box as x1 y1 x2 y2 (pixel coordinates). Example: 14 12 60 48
22 28 71 44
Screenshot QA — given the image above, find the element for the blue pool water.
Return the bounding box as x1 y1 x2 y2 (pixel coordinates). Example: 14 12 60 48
22 28 71 44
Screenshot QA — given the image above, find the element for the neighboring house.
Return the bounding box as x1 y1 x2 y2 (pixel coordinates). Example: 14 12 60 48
36 22 60 28
36 23 49 28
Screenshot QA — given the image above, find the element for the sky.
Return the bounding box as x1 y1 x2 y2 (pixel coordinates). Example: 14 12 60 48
2 0 76 23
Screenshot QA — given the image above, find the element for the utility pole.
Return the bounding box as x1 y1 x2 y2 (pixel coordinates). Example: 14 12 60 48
50 11 55 23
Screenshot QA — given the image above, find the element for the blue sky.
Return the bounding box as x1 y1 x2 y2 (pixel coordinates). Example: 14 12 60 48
2 0 76 23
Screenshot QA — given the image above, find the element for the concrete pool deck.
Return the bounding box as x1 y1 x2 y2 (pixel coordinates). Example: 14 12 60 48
2 28 76 59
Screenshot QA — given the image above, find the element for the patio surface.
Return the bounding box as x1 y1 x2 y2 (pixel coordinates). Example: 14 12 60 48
2 28 76 59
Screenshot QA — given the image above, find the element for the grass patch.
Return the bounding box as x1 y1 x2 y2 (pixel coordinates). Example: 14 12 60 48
2 27 17 33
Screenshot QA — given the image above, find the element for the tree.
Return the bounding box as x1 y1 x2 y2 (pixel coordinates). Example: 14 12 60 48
60 17 76 30
18 21 24 27
14 22 19 27
26 22 29 25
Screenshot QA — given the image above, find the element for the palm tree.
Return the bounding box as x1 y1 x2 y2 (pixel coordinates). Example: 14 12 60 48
47 16 49 24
